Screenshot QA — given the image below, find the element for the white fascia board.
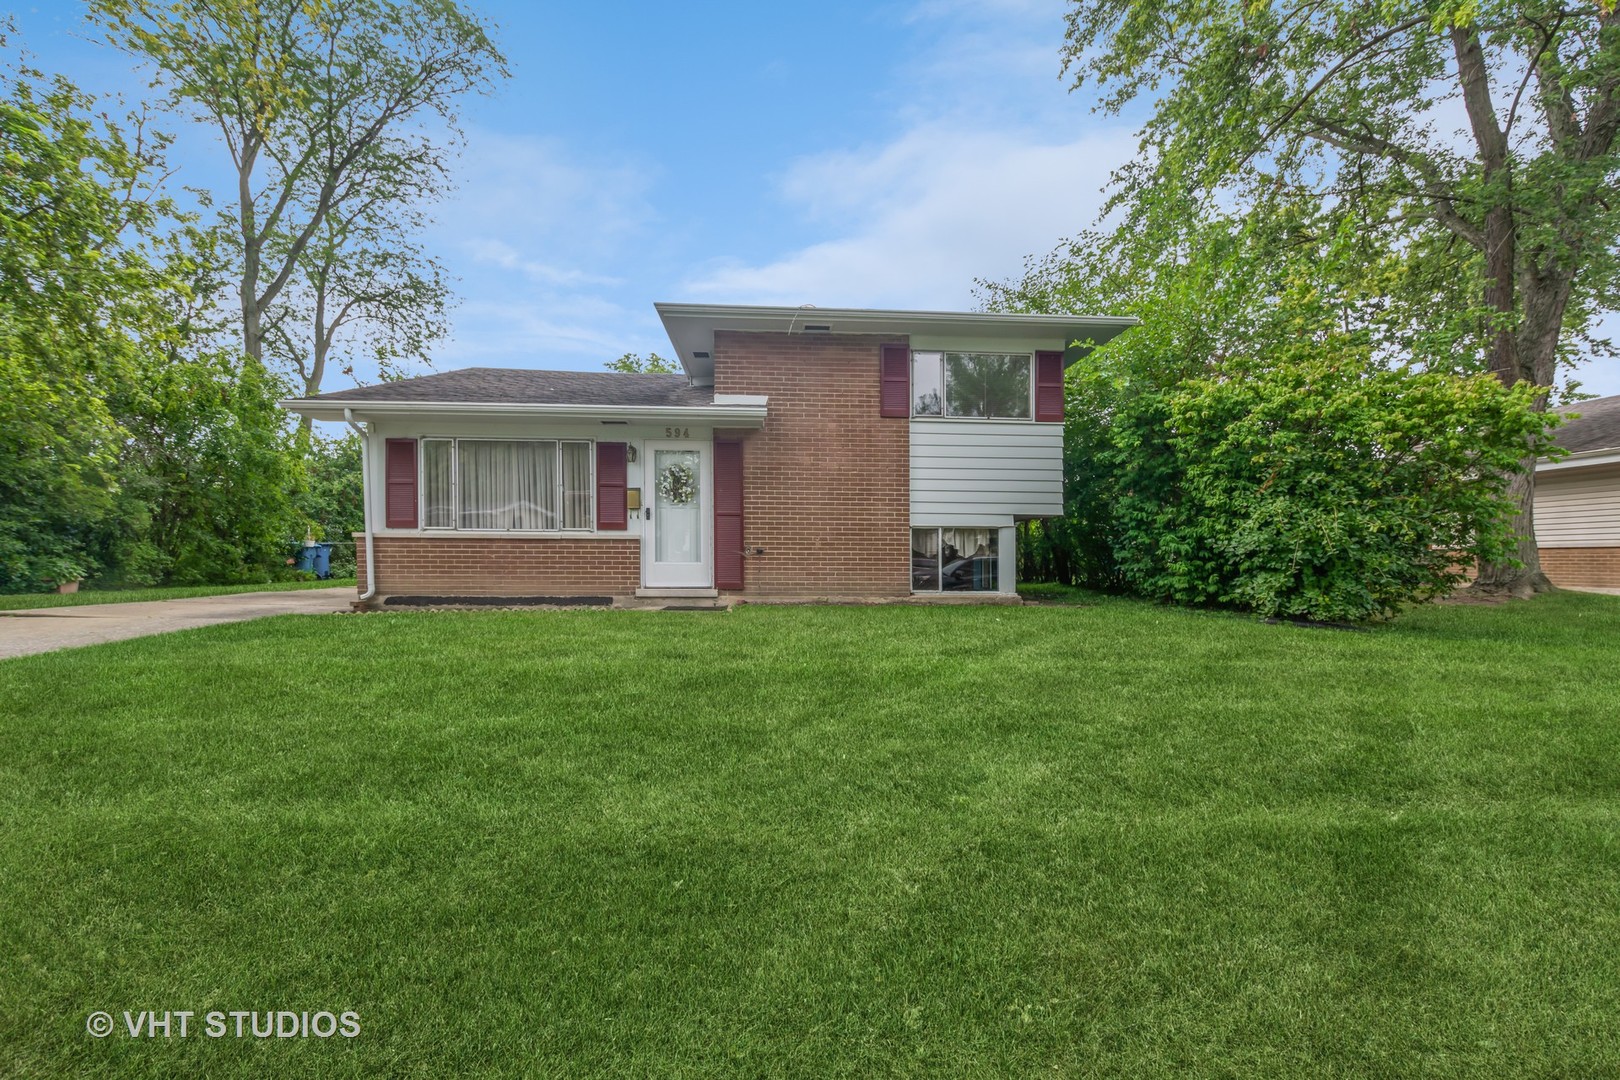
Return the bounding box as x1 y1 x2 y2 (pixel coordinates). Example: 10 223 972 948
655 302 1139 382
1537 448 1620 471
277 399 768 428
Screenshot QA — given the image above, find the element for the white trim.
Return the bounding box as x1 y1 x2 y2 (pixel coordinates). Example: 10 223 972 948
656 302 1137 382
278 399 768 427
372 528 635 540
1538 448 1620 471
711 393 768 406
998 525 1017 596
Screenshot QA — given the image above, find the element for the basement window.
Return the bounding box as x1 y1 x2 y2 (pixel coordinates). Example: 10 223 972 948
911 527 999 592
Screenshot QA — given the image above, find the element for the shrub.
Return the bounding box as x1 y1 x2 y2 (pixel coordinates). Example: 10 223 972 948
1104 355 1552 621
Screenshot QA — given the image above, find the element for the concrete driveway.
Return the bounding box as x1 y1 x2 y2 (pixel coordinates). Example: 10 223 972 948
0 588 355 660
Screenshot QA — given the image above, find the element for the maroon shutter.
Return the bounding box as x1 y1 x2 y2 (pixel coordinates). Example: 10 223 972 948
1034 351 1065 422
384 439 418 528
879 343 910 417
714 439 745 590
596 442 627 530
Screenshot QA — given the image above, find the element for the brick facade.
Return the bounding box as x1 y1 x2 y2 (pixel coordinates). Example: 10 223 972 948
712 330 911 598
1539 546 1620 588
356 534 641 599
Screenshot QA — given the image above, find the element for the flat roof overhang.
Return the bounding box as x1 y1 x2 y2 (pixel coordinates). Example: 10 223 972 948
656 302 1139 383
277 399 769 429
1537 446 1620 471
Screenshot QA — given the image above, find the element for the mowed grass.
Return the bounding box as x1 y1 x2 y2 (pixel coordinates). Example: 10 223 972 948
0 594 1617 1077
0 579 357 612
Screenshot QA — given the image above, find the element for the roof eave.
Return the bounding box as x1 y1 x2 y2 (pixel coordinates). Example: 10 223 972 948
276 399 769 429
655 302 1140 381
1537 446 1620 470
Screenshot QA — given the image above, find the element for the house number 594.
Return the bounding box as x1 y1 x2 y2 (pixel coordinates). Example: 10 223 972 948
664 427 690 438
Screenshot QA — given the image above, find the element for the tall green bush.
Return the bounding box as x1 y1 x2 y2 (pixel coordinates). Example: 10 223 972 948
1 59 307 592
0 65 164 590
1105 354 1552 621
987 205 1561 620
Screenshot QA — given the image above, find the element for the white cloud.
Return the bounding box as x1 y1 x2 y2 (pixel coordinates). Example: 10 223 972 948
677 0 1126 311
435 129 654 253
435 298 636 367
682 123 1136 309
462 238 622 288
424 131 660 369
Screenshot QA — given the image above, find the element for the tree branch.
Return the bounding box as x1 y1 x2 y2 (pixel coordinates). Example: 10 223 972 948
1234 14 1430 174
1302 116 1485 248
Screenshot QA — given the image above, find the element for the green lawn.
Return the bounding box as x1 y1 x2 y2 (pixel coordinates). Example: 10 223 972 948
0 579 356 611
1 593 1617 1077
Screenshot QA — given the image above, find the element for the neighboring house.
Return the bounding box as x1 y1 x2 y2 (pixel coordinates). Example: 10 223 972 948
280 303 1136 604
1535 394 1620 588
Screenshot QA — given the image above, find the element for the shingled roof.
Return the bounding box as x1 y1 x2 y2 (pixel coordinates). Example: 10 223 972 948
1552 394 1620 455
296 368 715 409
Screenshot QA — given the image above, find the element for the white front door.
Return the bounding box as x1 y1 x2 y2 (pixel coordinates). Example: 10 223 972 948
643 441 712 589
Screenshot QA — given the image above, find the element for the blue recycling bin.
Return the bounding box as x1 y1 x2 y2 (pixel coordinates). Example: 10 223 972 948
294 543 334 578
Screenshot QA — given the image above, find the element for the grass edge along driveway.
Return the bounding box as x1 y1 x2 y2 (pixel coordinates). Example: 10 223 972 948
0 591 1616 1077
0 579 357 612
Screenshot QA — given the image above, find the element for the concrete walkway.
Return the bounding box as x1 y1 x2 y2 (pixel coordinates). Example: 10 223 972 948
0 588 355 660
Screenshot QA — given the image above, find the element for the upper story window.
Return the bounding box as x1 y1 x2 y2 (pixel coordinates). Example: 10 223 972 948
912 351 1032 419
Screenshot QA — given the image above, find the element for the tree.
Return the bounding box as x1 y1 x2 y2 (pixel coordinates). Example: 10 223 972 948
90 0 505 382
984 202 1556 618
0 51 174 589
606 352 679 374
264 179 451 435
1059 0 1620 595
106 344 305 585
0 44 304 592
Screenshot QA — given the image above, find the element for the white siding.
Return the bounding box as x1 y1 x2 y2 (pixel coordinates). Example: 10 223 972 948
1534 464 1620 546
910 419 1063 527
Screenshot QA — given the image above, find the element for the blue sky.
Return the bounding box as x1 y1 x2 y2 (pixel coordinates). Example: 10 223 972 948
10 0 1617 395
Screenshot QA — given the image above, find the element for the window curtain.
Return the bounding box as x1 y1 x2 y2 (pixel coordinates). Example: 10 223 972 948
560 442 592 530
940 527 998 591
422 440 454 528
458 440 557 530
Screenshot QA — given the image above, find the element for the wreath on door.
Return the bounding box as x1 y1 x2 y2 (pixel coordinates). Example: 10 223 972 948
657 461 697 506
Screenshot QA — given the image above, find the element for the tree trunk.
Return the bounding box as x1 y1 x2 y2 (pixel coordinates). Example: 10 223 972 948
1472 458 1550 596
1447 24 1556 597
294 284 331 440
236 148 263 365
1471 272 1571 596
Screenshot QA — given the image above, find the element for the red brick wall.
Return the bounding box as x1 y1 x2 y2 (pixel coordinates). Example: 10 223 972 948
1540 547 1620 588
355 534 640 598
713 330 910 598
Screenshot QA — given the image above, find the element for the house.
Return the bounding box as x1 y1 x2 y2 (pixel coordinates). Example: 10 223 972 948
279 303 1137 604
1535 394 1620 588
